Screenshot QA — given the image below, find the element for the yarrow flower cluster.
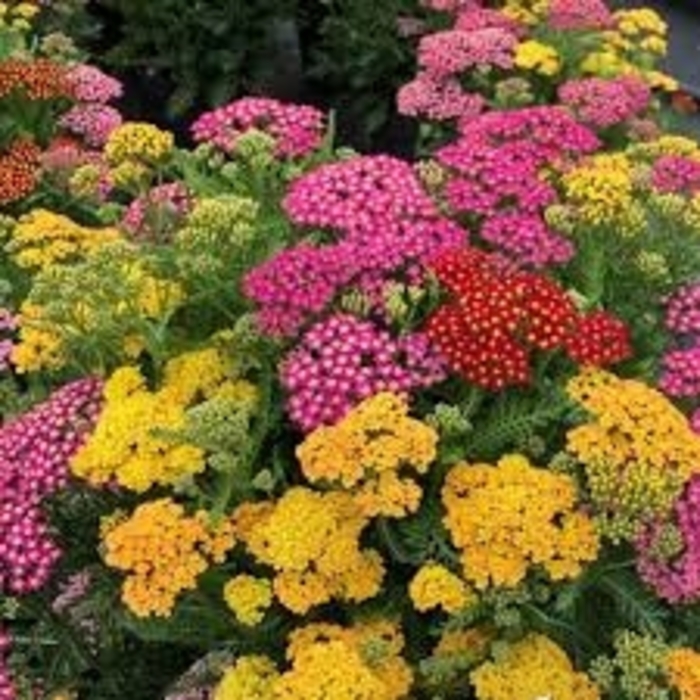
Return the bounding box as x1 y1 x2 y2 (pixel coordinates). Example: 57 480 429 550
667 647 700 699
0 139 40 206
191 97 324 158
297 392 438 517
102 498 235 617
558 75 651 130
651 155 700 196
547 0 614 30
234 488 384 614
281 314 445 431
64 64 123 104
0 58 71 100
408 562 475 613
567 369 700 540
223 575 273 627
59 104 123 148
120 182 191 240
470 634 601 700
425 247 630 389
0 378 102 594
71 347 256 491
442 454 600 589
6 208 121 270
104 122 174 167
636 474 700 603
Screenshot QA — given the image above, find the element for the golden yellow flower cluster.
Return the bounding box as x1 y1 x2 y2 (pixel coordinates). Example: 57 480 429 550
667 648 700 700
627 135 700 162
10 302 64 373
282 621 413 700
514 40 561 76
234 488 384 614
408 562 476 614
442 454 599 589
215 656 279 700
223 574 273 626
102 498 235 617
471 634 601 700
296 392 438 518
567 369 700 540
6 209 121 270
502 0 548 25
105 122 174 167
561 153 645 234
71 347 256 491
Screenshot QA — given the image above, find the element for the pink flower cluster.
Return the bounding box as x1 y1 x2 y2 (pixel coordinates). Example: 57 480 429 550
418 28 517 78
248 155 468 335
455 7 524 35
0 378 102 594
558 76 651 130
121 182 191 240
420 0 482 13
191 97 324 159
637 474 700 603
65 64 123 104
281 314 445 431
666 282 700 335
283 155 437 234
660 344 700 397
547 0 614 31
480 212 574 267
652 155 700 195
398 73 485 121
59 103 123 147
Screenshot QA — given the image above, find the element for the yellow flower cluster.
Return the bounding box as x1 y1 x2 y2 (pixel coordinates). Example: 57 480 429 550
566 369 700 540
667 648 700 700
514 40 561 77
471 634 601 700
442 454 599 589
104 122 174 168
235 488 384 614
296 392 438 518
433 627 494 662
214 655 279 700
10 302 64 373
102 498 235 617
282 621 413 700
0 1 40 33
627 135 700 162
71 347 255 491
408 562 475 614
582 8 677 90
561 153 645 234
502 0 548 25
223 574 273 626
6 209 121 270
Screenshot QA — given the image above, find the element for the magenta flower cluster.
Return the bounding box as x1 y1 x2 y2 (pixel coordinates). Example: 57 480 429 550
191 97 324 159
59 103 123 148
659 344 700 397
434 107 600 267
246 155 468 336
121 182 191 240
558 75 651 130
666 283 700 335
0 378 102 594
281 314 446 431
66 64 123 104
637 474 700 603
652 155 700 195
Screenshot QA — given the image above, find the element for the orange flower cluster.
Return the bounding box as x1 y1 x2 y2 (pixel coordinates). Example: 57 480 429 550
0 58 72 100
0 139 40 206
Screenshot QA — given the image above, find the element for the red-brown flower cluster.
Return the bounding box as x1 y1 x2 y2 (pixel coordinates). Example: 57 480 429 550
0 58 72 101
0 139 41 206
425 248 631 389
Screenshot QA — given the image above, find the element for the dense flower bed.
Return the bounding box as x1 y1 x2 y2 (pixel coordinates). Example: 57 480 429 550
4 0 700 698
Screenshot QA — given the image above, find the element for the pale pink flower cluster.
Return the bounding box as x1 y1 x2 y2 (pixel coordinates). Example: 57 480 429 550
558 76 651 130
547 0 614 31
418 27 517 77
121 182 191 240
398 73 485 121
59 103 123 147
191 97 324 158
65 64 123 104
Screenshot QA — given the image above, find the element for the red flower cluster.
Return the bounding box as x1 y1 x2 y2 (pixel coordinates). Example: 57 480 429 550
0 139 41 206
425 248 631 389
